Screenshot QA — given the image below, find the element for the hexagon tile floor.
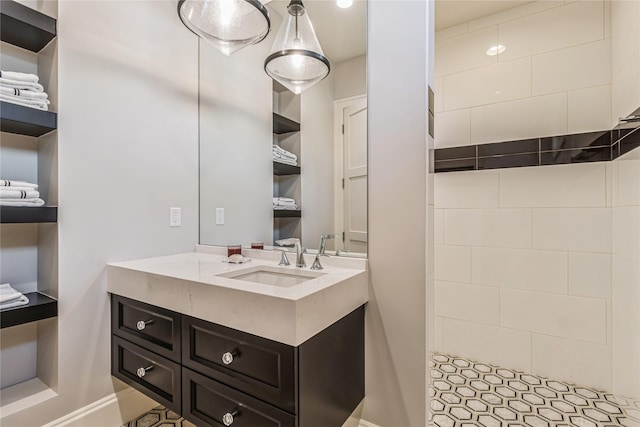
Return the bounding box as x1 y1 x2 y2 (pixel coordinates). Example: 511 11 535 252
429 353 640 427
121 406 192 427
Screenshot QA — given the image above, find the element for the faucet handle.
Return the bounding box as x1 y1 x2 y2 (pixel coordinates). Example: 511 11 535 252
275 247 290 266
310 254 323 270
297 247 307 268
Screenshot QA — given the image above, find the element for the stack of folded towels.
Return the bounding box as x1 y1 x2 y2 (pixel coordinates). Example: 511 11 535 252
273 145 298 166
0 70 50 111
0 180 45 207
0 284 29 310
273 197 297 210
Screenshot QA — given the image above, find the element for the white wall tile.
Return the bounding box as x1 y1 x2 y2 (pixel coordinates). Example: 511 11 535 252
568 252 611 299
435 26 498 77
435 209 444 245
467 0 564 32
434 109 471 148
568 85 613 134
435 245 471 284
444 58 531 111
532 208 612 253
532 40 611 96
435 281 500 325
500 288 607 344
613 159 640 207
532 334 612 391
470 93 567 144
500 163 607 208
435 170 499 208
604 0 611 40
612 50 640 124
613 206 640 262
472 247 568 294
497 1 605 62
611 0 640 76
444 208 532 248
435 22 469 43
442 318 532 373
434 76 444 114
433 316 444 352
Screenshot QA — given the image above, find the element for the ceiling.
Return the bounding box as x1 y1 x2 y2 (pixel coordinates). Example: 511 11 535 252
266 0 533 63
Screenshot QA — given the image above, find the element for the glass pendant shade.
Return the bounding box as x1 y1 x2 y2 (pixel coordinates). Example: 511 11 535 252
264 0 330 94
178 0 271 56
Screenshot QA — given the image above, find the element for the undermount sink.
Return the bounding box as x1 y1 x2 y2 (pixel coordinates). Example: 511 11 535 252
217 265 325 287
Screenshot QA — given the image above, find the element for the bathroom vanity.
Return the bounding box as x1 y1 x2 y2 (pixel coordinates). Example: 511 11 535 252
107 247 368 427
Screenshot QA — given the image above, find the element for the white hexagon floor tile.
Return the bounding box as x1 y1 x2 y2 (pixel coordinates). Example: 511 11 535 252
429 353 640 427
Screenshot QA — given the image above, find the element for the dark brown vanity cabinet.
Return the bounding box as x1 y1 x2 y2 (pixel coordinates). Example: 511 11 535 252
111 294 365 427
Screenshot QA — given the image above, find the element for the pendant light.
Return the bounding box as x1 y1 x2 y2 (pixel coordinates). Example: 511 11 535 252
264 0 330 94
178 0 271 56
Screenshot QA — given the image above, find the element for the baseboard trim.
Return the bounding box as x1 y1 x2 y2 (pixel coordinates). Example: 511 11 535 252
42 387 157 427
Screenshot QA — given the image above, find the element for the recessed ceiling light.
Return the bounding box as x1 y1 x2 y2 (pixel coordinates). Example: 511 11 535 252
486 45 506 56
337 0 353 8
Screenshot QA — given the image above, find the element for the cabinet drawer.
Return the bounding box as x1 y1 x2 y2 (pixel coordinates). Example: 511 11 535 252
112 336 181 413
183 368 296 427
111 294 180 362
182 316 296 413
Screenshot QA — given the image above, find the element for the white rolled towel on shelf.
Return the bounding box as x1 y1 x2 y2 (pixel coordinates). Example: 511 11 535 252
0 284 29 310
0 180 38 189
0 71 39 83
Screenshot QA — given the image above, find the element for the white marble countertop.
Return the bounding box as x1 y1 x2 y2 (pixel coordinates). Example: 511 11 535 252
107 246 368 346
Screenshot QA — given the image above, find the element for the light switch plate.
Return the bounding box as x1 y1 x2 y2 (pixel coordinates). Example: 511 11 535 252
170 207 181 227
216 208 224 225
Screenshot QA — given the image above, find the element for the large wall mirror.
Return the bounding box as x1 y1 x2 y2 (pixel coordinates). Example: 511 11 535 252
199 0 367 256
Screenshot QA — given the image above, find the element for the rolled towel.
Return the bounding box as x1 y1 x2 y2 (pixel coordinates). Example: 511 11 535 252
0 198 45 207
0 71 39 83
0 283 23 304
0 295 30 310
0 86 49 100
0 180 38 189
0 78 45 93
0 94 49 111
0 189 40 199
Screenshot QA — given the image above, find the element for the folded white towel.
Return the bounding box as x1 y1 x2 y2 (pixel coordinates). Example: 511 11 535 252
0 198 45 207
274 204 298 210
0 71 39 83
0 295 30 310
0 180 38 189
273 157 298 166
272 145 298 161
0 86 48 100
0 189 40 199
0 283 23 304
273 197 296 203
0 94 49 111
0 78 45 93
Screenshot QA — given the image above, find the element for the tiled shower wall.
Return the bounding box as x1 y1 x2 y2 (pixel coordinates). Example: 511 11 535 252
434 0 613 148
432 158 640 399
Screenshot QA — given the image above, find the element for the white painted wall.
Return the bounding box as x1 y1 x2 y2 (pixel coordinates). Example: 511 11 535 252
1 1 199 425
366 1 430 425
435 0 613 148
334 54 366 101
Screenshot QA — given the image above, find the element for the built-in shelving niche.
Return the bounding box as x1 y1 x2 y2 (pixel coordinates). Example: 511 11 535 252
272 82 302 244
0 0 59 417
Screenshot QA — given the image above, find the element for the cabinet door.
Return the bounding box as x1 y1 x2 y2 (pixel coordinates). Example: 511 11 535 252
182 368 296 427
111 294 181 362
112 336 181 413
182 315 297 414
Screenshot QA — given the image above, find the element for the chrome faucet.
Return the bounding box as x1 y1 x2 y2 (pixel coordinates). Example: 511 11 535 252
275 238 306 268
311 234 336 270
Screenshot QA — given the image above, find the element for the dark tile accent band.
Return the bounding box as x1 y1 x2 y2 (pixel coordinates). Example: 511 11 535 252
434 127 639 173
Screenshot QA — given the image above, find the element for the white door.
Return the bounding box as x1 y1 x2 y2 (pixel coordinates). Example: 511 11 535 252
342 98 367 253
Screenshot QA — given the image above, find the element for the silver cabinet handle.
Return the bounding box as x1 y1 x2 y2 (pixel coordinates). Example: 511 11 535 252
136 365 153 378
222 409 239 426
136 319 154 331
222 351 236 365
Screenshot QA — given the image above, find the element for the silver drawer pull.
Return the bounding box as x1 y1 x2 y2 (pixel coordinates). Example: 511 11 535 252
222 350 238 365
136 365 153 378
222 409 239 426
136 319 154 331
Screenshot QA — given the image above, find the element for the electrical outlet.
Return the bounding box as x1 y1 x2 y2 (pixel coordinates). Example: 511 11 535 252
170 207 181 227
216 208 224 225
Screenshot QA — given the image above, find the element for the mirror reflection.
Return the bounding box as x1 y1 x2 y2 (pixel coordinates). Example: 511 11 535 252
199 0 367 256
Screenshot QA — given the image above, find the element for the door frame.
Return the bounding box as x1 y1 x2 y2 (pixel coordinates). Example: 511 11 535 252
333 94 367 252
